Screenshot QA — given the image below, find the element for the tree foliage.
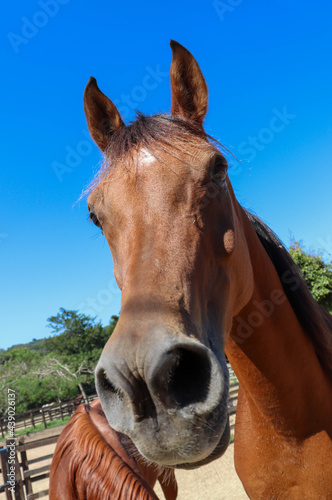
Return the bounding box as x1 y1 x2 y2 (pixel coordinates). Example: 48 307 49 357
0 311 118 414
289 242 332 313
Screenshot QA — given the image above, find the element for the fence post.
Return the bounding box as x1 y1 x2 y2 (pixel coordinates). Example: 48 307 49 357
59 403 64 421
41 409 47 429
0 448 13 500
14 442 25 500
0 419 5 439
30 411 35 429
19 438 33 497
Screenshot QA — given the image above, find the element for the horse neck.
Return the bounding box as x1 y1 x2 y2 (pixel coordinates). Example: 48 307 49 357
225 203 332 439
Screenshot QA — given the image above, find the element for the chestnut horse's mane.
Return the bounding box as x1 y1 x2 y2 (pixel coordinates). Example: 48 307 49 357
51 404 159 500
246 211 332 379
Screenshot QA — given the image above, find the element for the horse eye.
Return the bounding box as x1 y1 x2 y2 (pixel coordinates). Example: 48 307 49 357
213 161 227 183
89 212 102 229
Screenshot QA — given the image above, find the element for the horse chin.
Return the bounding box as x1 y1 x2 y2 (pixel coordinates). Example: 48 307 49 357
173 418 230 470
134 414 231 470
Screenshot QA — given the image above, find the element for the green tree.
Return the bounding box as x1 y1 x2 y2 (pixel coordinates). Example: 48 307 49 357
44 309 118 360
289 242 332 312
0 312 119 414
0 348 72 413
43 309 119 402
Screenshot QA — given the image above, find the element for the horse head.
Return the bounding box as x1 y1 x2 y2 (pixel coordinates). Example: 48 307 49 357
83 41 254 468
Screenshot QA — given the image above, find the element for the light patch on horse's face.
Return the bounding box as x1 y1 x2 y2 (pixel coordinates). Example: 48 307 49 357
138 148 156 166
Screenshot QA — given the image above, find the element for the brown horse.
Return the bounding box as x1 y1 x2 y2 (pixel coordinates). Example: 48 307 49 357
82 40 332 498
49 399 177 499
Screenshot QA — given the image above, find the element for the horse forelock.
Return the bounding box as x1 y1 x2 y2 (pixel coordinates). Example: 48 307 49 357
81 113 230 197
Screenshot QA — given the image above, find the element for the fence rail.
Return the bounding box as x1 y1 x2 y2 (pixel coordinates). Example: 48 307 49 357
0 395 96 439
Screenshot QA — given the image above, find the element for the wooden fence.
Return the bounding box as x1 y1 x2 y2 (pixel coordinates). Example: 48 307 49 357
0 395 96 440
0 434 59 500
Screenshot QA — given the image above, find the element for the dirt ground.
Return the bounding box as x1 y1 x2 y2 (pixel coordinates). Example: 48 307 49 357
156 445 248 500
1 425 248 499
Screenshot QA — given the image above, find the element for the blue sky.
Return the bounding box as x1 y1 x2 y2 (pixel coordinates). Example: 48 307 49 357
1 0 331 349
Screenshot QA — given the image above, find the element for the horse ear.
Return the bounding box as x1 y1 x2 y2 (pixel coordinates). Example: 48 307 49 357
83 77 124 152
170 40 208 126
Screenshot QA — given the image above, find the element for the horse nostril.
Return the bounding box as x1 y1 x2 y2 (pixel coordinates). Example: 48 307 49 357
95 367 127 415
151 346 212 409
96 363 157 423
97 368 123 397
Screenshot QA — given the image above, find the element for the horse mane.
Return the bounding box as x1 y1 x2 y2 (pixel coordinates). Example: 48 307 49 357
246 211 332 380
49 403 164 500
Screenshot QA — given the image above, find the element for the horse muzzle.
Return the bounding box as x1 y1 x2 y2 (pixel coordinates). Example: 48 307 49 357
95 327 230 468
